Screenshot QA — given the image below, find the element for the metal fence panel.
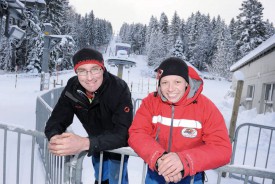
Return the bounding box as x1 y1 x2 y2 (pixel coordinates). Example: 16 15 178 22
0 123 45 184
231 123 275 183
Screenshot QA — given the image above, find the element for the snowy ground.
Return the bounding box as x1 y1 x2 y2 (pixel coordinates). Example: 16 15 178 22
1 52 275 183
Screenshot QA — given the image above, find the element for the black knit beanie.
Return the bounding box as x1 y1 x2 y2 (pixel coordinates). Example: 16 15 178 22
73 48 104 71
155 57 189 83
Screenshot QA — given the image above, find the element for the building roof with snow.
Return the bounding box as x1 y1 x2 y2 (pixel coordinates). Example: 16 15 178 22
114 42 131 48
230 34 275 72
22 0 45 3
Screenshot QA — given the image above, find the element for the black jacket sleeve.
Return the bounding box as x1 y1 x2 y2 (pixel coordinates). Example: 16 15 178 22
44 87 75 141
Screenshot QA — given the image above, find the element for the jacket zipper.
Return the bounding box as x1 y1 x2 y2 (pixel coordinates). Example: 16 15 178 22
167 105 175 152
65 91 88 109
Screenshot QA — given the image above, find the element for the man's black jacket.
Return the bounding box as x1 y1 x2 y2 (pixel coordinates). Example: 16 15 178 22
44 71 133 157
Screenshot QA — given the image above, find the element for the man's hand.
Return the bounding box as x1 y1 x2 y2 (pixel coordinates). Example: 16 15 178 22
48 133 90 156
157 152 184 183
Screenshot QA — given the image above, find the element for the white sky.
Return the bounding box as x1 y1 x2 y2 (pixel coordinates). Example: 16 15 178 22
68 0 275 33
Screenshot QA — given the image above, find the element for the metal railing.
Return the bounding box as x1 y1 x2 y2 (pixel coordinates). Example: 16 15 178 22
0 122 89 184
1 121 274 184
216 165 275 184
36 87 84 184
73 147 275 184
36 87 275 184
230 123 275 184
0 123 45 184
2 87 275 184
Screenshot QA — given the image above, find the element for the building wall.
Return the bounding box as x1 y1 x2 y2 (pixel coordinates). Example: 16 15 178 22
232 50 275 113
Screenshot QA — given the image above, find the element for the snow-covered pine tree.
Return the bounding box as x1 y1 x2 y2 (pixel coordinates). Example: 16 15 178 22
235 0 269 59
171 37 184 58
264 19 275 38
42 0 64 35
18 5 44 73
118 23 146 54
228 18 239 44
210 22 236 80
208 15 222 68
185 12 212 71
147 30 159 67
130 23 146 54
145 16 159 53
87 11 95 47
180 19 189 62
169 11 182 48
184 12 199 65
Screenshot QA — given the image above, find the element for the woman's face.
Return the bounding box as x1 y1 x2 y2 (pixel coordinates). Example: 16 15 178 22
160 75 188 103
76 63 104 93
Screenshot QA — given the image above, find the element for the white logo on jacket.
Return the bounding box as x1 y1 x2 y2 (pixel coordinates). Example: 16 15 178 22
181 128 198 138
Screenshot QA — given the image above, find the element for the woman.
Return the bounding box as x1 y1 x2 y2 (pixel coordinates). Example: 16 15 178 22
128 57 232 183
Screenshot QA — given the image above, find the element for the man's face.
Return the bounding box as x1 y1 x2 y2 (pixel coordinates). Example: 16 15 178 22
160 75 187 103
76 63 104 93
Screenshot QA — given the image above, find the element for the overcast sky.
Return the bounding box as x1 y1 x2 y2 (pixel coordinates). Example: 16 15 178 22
69 0 275 33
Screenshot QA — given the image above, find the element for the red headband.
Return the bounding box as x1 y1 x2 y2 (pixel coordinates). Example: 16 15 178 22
74 60 105 71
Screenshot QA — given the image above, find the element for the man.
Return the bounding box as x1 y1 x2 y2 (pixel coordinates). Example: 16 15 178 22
44 48 133 184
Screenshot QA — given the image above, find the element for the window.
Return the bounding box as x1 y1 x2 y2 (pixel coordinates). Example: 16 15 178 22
246 85 255 101
264 83 275 113
264 83 275 103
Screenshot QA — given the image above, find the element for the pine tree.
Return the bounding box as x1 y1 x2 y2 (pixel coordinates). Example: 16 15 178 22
158 13 169 56
87 11 95 47
235 0 268 59
145 16 159 53
264 19 275 38
210 23 236 79
184 12 212 71
19 5 45 73
42 0 64 35
169 11 182 47
185 12 200 64
171 37 184 58
147 30 159 66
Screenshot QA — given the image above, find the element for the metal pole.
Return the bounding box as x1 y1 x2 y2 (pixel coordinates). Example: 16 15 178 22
40 72 45 91
41 24 52 73
0 17 3 48
41 36 50 73
117 64 123 78
41 24 52 90
98 152 104 184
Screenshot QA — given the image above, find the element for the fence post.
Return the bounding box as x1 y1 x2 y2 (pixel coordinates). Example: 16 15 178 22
40 72 45 91
117 64 123 78
229 79 244 143
225 72 244 178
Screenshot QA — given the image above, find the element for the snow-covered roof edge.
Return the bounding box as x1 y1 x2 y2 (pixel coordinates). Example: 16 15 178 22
21 0 46 4
114 42 131 47
230 34 275 72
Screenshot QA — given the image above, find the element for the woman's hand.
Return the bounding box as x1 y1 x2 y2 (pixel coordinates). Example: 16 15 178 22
157 152 184 183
